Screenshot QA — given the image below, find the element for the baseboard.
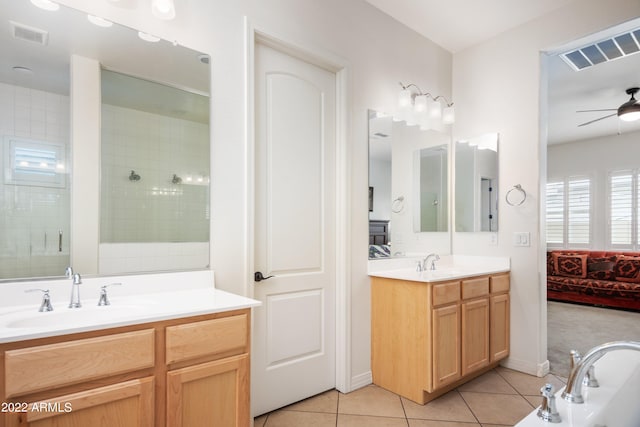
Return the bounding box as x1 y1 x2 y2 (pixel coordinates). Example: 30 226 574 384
501 357 550 377
350 371 372 391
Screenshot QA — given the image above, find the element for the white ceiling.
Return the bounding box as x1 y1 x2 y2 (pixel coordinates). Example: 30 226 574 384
366 0 640 144
0 0 209 123
365 0 579 53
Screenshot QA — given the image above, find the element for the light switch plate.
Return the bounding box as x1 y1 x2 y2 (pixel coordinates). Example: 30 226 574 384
513 231 530 247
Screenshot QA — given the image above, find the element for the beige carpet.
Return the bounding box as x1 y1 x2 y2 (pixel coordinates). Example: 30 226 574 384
547 301 640 377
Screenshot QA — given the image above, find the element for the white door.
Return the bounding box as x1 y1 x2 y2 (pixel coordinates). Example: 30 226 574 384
252 41 336 416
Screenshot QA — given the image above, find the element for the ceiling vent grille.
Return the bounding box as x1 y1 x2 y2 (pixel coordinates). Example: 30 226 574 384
561 28 640 71
10 21 49 46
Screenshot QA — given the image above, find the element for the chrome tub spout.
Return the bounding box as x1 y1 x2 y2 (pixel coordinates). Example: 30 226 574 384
562 341 640 404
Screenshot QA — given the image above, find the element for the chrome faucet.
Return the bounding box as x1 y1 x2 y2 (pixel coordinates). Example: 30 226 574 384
562 341 640 403
537 383 561 423
98 283 122 306
423 253 440 271
65 267 82 308
25 288 54 312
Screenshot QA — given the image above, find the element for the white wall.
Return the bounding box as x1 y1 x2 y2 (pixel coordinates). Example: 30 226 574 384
453 0 640 375
548 130 640 249
55 0 452 389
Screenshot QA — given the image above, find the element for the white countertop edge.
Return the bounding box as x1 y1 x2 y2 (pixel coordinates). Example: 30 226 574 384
368 267 510 282
0 288 261 344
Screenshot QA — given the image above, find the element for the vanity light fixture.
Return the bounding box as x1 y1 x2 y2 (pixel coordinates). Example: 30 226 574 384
87 14 113 28
30 0 59 11
138 31 161 42
397 82 455 127
151 0 176 20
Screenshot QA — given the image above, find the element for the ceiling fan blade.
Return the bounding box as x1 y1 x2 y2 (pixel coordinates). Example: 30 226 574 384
576 109 617 113
578 113 617 127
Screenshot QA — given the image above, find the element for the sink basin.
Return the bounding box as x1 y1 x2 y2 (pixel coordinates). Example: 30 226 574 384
4 303 155 329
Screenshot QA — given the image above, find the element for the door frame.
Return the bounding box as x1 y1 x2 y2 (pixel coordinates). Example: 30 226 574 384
243 18 352 394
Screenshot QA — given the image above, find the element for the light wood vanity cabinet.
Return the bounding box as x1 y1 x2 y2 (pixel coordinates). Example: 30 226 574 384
371 272 510 404
0 309 251 427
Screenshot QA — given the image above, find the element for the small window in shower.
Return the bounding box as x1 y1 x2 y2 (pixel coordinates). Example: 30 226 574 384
3 136 67 188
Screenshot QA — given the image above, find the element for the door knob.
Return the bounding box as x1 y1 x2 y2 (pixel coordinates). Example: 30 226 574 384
254 271 274 282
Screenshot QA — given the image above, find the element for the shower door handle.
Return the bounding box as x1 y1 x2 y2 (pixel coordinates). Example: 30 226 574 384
254 271 274 282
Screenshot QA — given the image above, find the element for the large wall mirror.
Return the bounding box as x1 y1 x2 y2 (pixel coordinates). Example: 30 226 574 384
0 0 210 280
455 133 499 232
368 110 450 259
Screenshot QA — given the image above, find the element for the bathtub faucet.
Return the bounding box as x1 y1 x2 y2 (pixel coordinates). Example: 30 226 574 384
562 341 640 404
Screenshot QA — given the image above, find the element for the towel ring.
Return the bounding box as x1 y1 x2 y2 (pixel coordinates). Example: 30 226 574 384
506 184 526 206
391 196 405 213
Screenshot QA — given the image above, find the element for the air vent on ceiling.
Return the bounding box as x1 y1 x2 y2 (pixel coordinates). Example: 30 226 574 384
10 21 49 46
560 28 640 71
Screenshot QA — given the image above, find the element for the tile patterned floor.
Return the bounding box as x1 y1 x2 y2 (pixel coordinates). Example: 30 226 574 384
254 367 567 427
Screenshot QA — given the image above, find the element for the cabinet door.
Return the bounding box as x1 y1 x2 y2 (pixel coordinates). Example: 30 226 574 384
490 293 510 361
461 298 490 376
6 377 154 427
432 304 461 390
166 354 249 427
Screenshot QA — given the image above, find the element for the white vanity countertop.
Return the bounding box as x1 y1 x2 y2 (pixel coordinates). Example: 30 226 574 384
368 255 510 282
0 270 261 343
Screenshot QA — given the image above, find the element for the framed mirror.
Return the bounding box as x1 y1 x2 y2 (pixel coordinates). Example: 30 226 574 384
368 110 450 259
0 0 210 280
455 133 499 232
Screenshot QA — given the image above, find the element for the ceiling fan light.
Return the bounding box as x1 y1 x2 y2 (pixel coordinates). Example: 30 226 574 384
619 108 640 122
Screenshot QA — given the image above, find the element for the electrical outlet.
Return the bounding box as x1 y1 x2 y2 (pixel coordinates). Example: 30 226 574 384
489 232 498 246
513 232 530 247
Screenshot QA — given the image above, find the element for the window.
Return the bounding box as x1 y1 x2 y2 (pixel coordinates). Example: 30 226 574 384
3 136 67 188
545 176 591 247
609 170 640 249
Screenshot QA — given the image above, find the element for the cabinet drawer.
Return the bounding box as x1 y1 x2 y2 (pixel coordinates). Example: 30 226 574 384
431 281 460 307
4 329 155 398
490 274 510 294
166 314 248 364
461 277 489 300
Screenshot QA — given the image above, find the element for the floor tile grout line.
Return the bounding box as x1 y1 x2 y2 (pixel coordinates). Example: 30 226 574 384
457 388 482 425
494 367 541 410
397 394 410 426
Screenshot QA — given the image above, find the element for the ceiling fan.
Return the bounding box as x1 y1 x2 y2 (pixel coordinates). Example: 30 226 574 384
577 87 640 127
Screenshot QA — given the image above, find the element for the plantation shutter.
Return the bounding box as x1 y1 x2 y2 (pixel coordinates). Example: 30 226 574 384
567 178 590 245
546 181 564 245
610 172 633 246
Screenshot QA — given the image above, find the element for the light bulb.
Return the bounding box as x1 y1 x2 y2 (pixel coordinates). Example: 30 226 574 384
152 0 176 20
398 88 412 109
442 106 455 124
30 0 59 11
429 101 442 119
414 95 427 113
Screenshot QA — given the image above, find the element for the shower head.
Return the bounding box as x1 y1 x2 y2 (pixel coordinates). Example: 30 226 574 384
172 174 182 184
129 170 141 181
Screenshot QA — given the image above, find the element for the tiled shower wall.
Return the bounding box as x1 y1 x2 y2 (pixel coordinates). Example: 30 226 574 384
100 104 210 274
0 82 70 279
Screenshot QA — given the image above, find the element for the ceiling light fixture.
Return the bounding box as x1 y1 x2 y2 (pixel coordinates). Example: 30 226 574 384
151 0 176 20
87 14 113 28
397 82 455 128
618 87 640 122
30 0 59 11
